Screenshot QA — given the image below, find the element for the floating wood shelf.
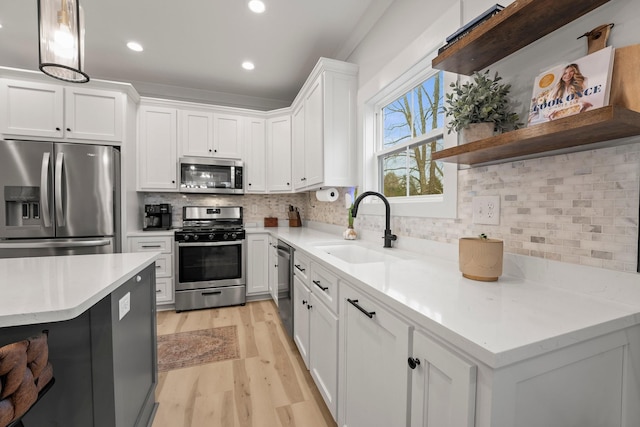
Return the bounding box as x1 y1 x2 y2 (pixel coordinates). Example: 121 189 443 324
432 0 611 75
432 106 640 166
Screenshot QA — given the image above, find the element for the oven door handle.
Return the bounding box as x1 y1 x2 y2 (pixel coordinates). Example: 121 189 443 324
177 240 244 247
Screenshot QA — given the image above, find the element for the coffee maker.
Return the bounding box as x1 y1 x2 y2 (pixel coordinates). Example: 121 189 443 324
143 204 172 230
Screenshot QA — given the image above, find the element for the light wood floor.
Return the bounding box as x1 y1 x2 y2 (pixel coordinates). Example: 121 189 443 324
153 300 337 427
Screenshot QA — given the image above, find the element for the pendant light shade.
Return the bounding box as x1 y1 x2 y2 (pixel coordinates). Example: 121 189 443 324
38 0 89 83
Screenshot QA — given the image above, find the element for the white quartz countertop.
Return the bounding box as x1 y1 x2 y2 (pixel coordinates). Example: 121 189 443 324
0 252 159 328
250 226 640 368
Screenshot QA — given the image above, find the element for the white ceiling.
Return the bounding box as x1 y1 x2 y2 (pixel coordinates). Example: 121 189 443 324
0 0 392 109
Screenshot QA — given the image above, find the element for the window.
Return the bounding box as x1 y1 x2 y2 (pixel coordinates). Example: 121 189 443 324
361 53 458 219
380 71 445 198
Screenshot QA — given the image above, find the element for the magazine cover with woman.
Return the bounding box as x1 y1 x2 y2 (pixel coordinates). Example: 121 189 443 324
527 46 614 126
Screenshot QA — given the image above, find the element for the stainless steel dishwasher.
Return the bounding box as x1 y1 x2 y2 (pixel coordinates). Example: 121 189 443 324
276 240 294 338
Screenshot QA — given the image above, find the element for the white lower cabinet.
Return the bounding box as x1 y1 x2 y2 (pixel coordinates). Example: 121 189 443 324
246 233 269 296
340 281 411 427
309 292 339 417
410 330 477 427
293 254 339 419
128 234 174 306
268 236 278 305
293 274 311 367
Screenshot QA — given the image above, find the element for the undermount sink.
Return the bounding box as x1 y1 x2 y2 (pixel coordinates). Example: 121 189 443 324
314 242 401 264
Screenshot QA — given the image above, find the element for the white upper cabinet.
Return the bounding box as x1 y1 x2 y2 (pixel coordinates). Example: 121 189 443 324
179 109 214 157
245 117 267 193
179 110 243 159
267 114 292 192
138 105 178 191
291 58 358 191
213 113 243 159
0 79 124 143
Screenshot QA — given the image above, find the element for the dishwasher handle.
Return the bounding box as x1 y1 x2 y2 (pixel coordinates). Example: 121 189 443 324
277 247 291 260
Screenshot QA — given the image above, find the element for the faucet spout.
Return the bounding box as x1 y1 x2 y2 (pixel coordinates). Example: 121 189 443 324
351 191 397 248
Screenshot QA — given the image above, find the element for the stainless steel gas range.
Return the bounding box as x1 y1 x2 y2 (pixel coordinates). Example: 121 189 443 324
174 206 246 312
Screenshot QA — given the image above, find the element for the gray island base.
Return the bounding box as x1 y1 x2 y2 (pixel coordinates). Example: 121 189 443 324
0 253 159 427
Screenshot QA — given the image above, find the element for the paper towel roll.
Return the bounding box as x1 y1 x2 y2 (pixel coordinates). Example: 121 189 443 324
315 188 339 202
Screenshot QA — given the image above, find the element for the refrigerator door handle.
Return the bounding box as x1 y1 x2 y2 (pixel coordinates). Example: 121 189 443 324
54 152 65 227
0 239 112 249
40 152 52 228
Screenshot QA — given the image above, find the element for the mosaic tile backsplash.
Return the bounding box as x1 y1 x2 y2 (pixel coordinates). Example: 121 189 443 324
145 142 640 273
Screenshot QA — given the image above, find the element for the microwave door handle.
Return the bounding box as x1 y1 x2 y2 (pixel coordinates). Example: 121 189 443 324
40 152 52 228
55 152 65 227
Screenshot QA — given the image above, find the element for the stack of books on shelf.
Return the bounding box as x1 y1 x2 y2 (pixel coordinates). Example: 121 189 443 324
438 4 504 55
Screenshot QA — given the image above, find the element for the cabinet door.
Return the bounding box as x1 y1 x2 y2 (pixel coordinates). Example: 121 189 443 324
341 285 411 427
268 237 278 305
245 117 267 193
0 79 64 138
291 103 306 190
293 275 311 368
213 113 243 159
303 76 324 188
267 115 292 192
309 293 339 419
64 87 123 142
138 106 178 190
246 234 269 295
179 110 214 157
410 331 476 427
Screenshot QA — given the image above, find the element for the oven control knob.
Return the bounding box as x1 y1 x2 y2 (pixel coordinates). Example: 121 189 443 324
231 233 237 240
183 235 190 241
223 233 229 240
193 234 199 241
208 234 214 240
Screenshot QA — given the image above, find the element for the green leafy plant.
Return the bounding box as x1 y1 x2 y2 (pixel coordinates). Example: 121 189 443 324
347 188 358 228
443 70 522 134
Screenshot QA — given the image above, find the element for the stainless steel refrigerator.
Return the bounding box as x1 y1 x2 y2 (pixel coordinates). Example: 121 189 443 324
0 139 120 258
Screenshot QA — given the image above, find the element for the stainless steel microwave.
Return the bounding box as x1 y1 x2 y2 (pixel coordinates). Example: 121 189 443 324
178 157 244 194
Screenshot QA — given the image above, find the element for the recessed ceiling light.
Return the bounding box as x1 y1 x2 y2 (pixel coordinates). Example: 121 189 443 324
248 0 266 14
242 61 255 71
127 42 144 52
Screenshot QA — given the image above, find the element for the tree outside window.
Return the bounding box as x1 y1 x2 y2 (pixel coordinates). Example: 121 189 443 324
381 71 444 198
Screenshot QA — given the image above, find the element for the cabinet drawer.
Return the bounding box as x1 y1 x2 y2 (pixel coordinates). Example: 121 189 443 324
153 253 172 277
155 277 173 304
293 251 310 283
129 236 172 253
309 261 339 314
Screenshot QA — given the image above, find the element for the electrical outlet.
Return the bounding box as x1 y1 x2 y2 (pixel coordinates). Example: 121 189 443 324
472 196 500 225
119 292 131 320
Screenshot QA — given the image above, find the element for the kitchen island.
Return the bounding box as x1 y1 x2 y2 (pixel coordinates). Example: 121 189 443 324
0 253 159 427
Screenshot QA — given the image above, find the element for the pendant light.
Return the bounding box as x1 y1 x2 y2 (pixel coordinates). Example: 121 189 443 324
37 0 89 83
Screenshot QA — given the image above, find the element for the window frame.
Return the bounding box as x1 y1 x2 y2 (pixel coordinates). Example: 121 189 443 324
360 52 458 219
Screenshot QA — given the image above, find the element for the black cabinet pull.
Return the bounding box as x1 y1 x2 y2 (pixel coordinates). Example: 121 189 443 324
307 304 312 310
347 298 375 318
313 280 328 291
408 357 421 369
302 300 307 305
55 127 61 131
294 264 306 272
66 128 71 132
